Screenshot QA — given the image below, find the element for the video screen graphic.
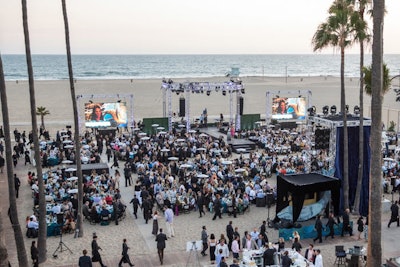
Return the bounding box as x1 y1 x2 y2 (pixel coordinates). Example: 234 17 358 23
272 97 306 120
84 102 128 128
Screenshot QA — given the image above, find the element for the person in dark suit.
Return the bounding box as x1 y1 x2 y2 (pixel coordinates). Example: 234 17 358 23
14 174 21 198
78 249 92 267
31 241 39 267
118 238 134 267
313 215 323 243
129 195 140 219
388 201 399 227
212 194 222 220
263 243 276 266
197 191 205 218
341 208 353 236
325 212 337 239
230 258 240 267
91 235 107 267
155 228 168 265
281 250 292 267
226 221 234 251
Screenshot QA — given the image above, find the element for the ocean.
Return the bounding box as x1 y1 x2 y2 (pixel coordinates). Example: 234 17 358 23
2 54 400 81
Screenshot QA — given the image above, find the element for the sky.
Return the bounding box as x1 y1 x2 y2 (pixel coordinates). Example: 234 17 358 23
1 0 400 55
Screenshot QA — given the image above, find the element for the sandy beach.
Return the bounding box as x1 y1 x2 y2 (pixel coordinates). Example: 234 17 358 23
3 76 400 134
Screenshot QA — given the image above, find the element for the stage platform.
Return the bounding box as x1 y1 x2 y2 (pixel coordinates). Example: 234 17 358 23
200 127 256 153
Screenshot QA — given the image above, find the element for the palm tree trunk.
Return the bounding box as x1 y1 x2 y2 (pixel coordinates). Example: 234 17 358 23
61 0 84 237
354 40 365 214
0 211 9 267
341 45 349 211
0 55 29 266
367 0 384 265
41 115 45 130
21 0 47 263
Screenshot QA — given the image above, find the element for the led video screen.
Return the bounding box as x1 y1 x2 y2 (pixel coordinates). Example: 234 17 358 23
272 97 306 120
84 102 128 128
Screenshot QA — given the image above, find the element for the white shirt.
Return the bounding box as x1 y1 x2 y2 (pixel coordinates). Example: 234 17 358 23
314 254 323 267
215 243 229 258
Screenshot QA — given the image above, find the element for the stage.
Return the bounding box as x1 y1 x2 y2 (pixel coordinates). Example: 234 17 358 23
199 127 256 153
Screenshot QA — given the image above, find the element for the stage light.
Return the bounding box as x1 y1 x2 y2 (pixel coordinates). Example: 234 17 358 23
345 104 349 113
206 90 211 96
241 88 245 94
322 105 329 115
117 100 121 103
307 106 316 116
330 105 337 114
89 100 93 104
222 89 226 96
354 105 360 115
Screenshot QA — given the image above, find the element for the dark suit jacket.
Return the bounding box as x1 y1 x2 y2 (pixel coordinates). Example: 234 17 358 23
122 242 129 256
226 224 234 240
78 255 92 267
156 233 167 249
281 255 292 267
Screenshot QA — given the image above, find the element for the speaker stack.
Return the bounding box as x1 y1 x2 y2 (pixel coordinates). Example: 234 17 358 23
239 96 244 115
179 97 185 117
315 128 330 150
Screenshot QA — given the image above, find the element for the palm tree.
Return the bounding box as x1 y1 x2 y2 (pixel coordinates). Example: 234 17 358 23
367 0 385 264
21 0 47 263
350 0 371 215
312 0 357 210
0 55 29 266
36 106 50 130
61 0 84 237
363 63 391 95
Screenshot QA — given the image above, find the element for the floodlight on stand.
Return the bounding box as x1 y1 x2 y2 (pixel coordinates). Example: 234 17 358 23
354 105 360 115
307 106 316 116
330 105 337 114
322 105 329 115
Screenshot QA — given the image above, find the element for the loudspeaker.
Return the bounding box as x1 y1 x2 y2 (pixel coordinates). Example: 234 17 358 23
239 96 244 115
315 128 330 149
179 97 185 117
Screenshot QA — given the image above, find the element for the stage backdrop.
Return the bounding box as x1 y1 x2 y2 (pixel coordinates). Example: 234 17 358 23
334 126 371 216
240 114 261 130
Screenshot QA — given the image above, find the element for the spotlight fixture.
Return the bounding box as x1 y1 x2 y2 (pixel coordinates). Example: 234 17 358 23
354 105 360 115
222 89 226 96
330 105 337 115
241 88 245 94
307 106 316 116
322 105 329 115
206 90 211 96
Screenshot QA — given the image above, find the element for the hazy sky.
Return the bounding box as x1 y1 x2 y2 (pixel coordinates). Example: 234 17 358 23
1 0 399 54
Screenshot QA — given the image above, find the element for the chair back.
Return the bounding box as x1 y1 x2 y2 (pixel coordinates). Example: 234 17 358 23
335 245 344 252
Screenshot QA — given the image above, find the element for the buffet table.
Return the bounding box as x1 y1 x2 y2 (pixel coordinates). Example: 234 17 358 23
240 248 313 267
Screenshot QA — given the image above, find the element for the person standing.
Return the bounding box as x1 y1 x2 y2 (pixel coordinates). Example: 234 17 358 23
201 226 208 256
388 201 399 227
197 191 206 218
215 238 229 259
212 194 222 220
357 216 364 240
325 212 337 239
31 241 39 267
231 235 240 260
91 234 107 267
142 197 152 224
313 215 323 243
314 249 324 267
78 249 92 267
226 221 234 251
341 208 353 236
152 211 159 236
14 174 21 198
164 206 175 238
155 228 168 265
260 220 268 242
118 238 135 267
129 195 140 219
209 233 217 264
124 163 132 187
